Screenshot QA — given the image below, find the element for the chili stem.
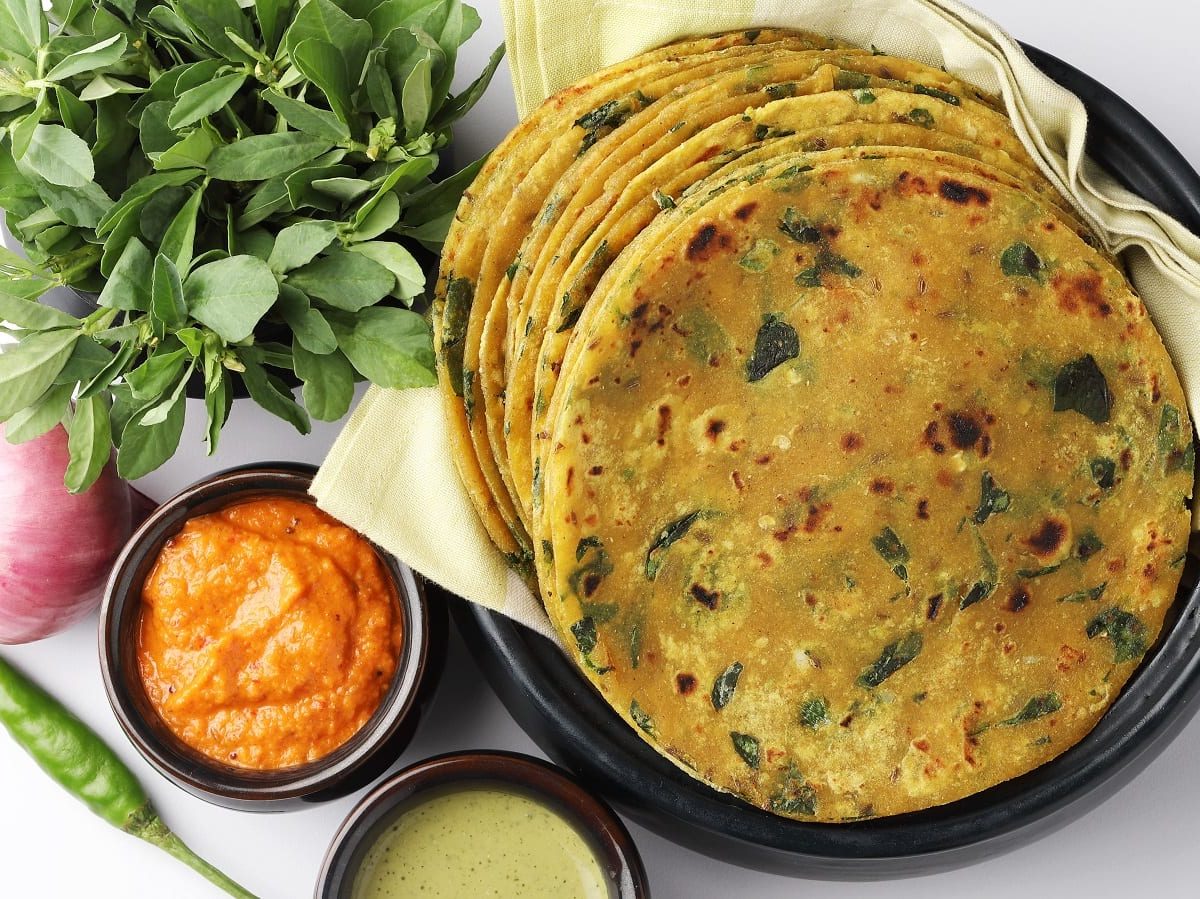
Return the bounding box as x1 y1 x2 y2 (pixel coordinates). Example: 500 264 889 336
131 812 259 899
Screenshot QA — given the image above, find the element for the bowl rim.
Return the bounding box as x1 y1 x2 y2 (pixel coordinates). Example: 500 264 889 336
455 43 1200 878
314 749 651 899
98 462 431 805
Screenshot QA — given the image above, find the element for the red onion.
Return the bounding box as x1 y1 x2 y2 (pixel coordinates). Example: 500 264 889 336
0 424 140 643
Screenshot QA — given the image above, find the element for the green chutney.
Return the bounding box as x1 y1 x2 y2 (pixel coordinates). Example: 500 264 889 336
351 788 612 898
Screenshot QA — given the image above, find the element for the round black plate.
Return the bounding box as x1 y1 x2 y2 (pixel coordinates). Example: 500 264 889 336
453 44 1200 879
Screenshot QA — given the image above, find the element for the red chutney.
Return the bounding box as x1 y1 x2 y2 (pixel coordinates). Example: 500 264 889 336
137 497 402 770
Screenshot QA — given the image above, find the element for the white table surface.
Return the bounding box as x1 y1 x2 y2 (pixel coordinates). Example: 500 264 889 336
4 2 1200 897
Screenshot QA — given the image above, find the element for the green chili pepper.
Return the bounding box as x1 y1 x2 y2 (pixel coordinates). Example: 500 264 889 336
0 655 257 898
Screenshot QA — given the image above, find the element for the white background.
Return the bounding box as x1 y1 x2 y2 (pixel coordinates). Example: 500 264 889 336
3 1 1200 897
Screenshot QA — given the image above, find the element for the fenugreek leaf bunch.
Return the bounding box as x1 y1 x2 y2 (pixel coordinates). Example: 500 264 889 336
0 0 500 489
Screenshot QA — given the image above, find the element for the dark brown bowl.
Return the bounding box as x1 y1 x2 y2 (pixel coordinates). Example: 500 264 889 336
98 462 447 812
315 750 651 898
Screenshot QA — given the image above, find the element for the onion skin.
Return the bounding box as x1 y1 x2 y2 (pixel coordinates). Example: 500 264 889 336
0 424 133 644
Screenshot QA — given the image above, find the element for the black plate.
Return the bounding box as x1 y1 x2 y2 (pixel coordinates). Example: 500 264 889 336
453 44 1200 879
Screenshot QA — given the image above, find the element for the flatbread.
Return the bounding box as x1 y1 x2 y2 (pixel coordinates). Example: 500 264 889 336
541 154 1192 821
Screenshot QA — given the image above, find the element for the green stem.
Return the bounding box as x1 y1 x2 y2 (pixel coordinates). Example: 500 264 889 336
129 808 259 899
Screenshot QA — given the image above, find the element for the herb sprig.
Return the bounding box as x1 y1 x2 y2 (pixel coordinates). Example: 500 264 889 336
0 0 500 489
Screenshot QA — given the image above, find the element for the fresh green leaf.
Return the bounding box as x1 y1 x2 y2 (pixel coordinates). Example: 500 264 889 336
348 240 423 300
268 220 339 273
184 254 278 341
311 176 373 203
401 152 484 226
97 237 153 311
283 0 371 82
261 90 350 142
0 329 80 421
4 382 71 444
158 184 205 274
254 0 294 53
290 38 353 125
286 248 393 310
117 394 186 480
0 292 79 329
96 168 203 236
277 284 337 353
64 394 112 494
327 305 435 388
31 179 113 229
126 345 188 400
54 338 113 387
207 132 334 181
151 254 188 331
348 190 399 241
239 357 311 433
154 126 219 170
294 342 354 420
44 34 128 82
23 124 95 187
400 53 432 139
202 363 229 454
54 87 94 136
167 73 246 129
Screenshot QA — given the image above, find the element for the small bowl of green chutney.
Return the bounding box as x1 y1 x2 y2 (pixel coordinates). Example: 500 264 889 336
315 750 651 898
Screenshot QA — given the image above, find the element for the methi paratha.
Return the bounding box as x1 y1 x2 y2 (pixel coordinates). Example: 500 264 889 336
436 31 849 566
492 57 1022 523
541 155 1191 820
515 90 1094 525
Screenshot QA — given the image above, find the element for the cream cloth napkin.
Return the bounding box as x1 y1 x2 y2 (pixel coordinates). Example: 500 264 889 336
313 0 1200 638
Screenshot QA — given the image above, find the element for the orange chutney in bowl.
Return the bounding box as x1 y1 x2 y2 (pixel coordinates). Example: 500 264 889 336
136 497 403 770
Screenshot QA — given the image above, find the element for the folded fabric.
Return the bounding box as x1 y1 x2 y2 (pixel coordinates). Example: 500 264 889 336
312 0 1200 640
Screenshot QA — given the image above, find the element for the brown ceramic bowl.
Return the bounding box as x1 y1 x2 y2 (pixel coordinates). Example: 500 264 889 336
98 462 446 812
316 750 651 898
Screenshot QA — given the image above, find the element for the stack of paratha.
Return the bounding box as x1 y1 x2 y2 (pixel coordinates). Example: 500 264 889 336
433 30 1194 821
